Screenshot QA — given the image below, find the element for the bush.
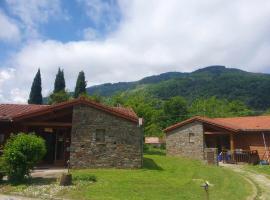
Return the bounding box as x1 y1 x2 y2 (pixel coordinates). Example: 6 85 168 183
3 133 46 182
73 174 97 182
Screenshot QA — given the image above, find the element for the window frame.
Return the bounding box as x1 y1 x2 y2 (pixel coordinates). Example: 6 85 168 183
189 132 195 143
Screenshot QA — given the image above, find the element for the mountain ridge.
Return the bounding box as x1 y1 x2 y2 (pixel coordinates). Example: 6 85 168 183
87 65 270 110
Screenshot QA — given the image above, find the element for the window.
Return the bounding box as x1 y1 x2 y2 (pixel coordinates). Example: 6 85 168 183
189 133 195 143
96 129 105 143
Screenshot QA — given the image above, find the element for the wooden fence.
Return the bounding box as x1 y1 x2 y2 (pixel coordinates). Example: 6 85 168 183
221 150 259 164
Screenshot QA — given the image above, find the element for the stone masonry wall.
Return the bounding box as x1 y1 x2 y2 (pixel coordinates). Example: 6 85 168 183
69 104 143 168
166 121 204 160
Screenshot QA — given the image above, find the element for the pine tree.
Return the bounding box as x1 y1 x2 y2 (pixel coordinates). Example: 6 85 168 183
28 69 43 104
54 68 66 93
74 71 87 98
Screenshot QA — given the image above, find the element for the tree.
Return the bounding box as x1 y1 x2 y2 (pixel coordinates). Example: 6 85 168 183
28 69 43 104
3 133 46 182
48 90 71 105
189 96 252 118
74 71 87 98
54 68 66 93
163 96 188 127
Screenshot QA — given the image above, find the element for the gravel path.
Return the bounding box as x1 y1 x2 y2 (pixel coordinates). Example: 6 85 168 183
0 194 38 200
221 163 270 200
0 169 68 200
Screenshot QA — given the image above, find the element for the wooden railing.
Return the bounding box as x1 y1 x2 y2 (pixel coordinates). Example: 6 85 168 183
221 150 259 165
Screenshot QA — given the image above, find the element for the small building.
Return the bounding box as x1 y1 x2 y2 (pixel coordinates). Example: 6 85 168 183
164 116 270 164
0 97 143 168
144 137 165 148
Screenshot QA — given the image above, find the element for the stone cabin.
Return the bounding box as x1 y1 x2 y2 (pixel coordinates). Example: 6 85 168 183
164 116 270 163
0 97 143 168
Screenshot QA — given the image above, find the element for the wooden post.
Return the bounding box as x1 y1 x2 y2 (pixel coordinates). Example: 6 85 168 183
230 133 235 163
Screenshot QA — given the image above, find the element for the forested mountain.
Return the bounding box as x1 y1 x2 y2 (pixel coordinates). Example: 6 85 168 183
43 65 270 136
87 65 270 110
87 72 185 96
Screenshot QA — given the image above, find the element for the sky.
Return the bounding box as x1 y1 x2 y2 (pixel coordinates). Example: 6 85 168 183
0 0 270 103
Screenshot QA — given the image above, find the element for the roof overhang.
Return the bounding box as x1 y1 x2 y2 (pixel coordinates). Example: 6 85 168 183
12 97 139 124
164 116 239 133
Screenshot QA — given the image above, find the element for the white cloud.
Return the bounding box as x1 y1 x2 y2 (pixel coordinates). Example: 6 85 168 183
83 27 98 40
1 0 270 103
5 0 67 38
0 10 20 42
77 0 120 31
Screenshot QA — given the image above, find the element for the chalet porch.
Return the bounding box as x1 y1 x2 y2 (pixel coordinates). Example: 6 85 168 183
204 124 261 164
30 127 71 167
0 104 73 167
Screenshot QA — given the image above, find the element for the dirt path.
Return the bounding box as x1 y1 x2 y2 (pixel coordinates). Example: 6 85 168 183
0 194 39 200
221 163 270 200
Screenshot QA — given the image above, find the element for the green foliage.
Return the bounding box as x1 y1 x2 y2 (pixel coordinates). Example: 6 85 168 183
54 68 66 93
112 92 164 137
163 96 188 127
28 69 42 104
73 174 97 182
87 66 270 110
189 97 253 118
3 133 46 182
48 90 71 105
78 93 104 103
106 92 253 137
74 71 87 98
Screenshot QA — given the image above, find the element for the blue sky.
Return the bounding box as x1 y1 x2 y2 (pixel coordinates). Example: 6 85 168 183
0 0 270 103
0 0 121 63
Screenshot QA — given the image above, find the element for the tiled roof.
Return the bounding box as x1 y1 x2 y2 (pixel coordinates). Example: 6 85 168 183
213 116 270 131
0 104 48 121
0 97 139 123
112 106 138 118
164 115 270 133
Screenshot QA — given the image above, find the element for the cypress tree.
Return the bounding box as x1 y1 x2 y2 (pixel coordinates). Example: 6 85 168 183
28 69 42 104
54 68 66 93
74 71 87 98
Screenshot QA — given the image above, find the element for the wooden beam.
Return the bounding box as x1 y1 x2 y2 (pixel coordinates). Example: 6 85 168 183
204 131 230 135
230 133 235 151
28 109 72 122
22 122 72 127
230 133 235 162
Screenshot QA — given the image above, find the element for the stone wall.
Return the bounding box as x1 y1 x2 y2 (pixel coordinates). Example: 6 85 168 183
204 148 218 165
69 104 143 168
166 121 204 160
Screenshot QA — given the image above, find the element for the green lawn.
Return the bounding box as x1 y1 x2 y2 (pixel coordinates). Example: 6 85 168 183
0 151 252 200
245 164 270 177
65 151 252 200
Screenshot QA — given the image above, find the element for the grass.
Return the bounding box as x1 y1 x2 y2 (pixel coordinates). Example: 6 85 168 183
0 149 252 200
64 150 252 200
245 164 270 177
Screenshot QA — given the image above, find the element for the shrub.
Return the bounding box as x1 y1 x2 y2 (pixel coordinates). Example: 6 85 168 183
73 174 97 182
3 133 46 182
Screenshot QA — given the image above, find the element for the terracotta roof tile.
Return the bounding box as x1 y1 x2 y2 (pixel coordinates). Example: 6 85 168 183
213 116 270 131
0 104 48 121
164 115 270 133
112 106 138 119
0 98 139 123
